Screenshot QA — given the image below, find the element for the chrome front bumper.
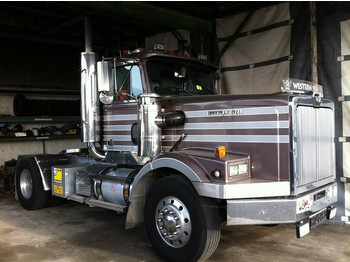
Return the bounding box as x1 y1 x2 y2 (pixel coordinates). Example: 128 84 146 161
226 182 337 226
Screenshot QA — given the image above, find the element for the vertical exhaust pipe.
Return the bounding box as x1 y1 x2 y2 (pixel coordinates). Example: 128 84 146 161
85 17 93 53
138 94 162 158
81 17 105 160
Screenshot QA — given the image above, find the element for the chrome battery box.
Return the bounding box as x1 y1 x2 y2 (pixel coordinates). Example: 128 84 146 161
51 164 88 198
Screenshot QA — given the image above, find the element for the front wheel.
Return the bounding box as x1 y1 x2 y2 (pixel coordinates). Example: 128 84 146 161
144 176 221 262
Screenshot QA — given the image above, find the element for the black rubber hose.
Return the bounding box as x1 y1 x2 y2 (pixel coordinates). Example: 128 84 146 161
155 110 186 128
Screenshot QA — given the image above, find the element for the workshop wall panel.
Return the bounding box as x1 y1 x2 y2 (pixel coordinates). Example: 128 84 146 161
217 3 291 94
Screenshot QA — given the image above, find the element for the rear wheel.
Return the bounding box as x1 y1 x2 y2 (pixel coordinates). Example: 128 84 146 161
16 158 50 210
144 176 221 262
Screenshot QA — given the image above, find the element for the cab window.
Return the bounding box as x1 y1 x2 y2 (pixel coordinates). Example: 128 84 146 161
116 65 143 100
147 59 216 96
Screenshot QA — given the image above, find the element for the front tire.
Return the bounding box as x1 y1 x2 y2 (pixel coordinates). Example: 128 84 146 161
16 158 50 210
144 176 221 262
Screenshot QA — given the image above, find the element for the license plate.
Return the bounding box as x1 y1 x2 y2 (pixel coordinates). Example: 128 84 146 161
310 208 327 229
296 207 335 238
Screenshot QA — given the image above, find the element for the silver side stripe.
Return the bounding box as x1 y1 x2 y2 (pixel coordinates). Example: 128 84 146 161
103 114 137 121
104 134 288 143
185 106 288 118
182 121 289 130
103 106 288 121
163 135 289 144
104 121 288 132
104 125 132 131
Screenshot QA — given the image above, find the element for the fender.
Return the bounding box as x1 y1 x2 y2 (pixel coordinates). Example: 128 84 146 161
126 149 227 229
129 147 248 198
129 150 218 198
17 154 70 191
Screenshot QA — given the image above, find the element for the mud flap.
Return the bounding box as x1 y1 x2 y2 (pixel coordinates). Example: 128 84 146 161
296 206 336 238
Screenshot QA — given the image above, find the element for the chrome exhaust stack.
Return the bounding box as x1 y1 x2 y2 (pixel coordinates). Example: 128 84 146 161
81 17 105 160
137 93 162 158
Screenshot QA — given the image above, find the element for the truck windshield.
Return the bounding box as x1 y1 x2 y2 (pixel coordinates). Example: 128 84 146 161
147 59 216 96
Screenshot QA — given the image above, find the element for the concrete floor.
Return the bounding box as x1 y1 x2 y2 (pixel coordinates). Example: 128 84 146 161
0 194 349 262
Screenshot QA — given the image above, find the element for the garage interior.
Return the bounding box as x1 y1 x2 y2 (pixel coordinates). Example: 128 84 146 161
0 1 350 261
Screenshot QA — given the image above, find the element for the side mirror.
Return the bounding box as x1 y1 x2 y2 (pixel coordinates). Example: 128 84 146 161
97 61 113 93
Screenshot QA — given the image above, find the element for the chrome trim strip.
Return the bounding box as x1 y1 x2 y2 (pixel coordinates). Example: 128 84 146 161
184 106 289 118
104 125 132 131
292 177 336 196
106 145 137 152
103 114 137 121
163 135 289 144
102 135 131 141
183 121 289 130
193 179 290 199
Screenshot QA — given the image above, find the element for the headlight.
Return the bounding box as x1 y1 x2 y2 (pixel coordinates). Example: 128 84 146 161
229 161 248 178
229 164 239 177
238 163 247 175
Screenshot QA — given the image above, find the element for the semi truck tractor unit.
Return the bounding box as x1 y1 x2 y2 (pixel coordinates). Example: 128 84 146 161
15 40 337 261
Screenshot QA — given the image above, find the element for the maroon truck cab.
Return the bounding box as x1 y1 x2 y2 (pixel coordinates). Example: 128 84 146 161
16 51 337 262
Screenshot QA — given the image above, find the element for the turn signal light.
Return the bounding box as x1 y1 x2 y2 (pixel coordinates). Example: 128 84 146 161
215 146 226 158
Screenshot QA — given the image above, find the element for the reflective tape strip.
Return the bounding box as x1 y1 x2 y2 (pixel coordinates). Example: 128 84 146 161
162 135 289 144
184 106 289 118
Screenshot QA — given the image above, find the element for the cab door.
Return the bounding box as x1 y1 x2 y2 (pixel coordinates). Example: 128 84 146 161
102 65 143 152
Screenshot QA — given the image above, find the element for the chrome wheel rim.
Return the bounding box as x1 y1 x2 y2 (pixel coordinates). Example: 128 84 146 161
155 196 192 248
20 169 33 199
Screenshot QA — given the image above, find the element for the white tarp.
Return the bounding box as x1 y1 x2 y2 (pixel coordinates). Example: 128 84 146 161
216 3 291 94
340 19 350 222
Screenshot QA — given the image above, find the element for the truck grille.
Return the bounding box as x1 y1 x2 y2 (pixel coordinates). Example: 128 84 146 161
295 106 334 189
